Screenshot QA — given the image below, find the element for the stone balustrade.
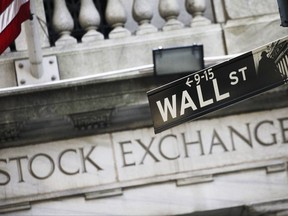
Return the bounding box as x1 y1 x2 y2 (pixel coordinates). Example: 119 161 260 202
8 0 284 51
0 0 285 89
7 0 284 51
17 0 212 48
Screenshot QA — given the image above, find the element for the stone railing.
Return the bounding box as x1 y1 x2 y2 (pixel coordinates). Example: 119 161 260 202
9 0 284 52
14 0 213 50
8 0 283 52
0 0 285 89
53 0 211 45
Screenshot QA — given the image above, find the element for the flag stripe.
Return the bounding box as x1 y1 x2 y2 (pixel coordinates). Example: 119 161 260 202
0 0 30 54
0 0 14 14
0 0 29 33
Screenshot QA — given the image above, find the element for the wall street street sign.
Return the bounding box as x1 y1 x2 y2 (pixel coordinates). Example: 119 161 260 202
147 36 288 134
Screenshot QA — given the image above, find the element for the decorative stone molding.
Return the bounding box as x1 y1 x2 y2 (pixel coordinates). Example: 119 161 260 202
0 202 31 214
85 188 123 200
266 163 287 174
0 122 25 142
69 110 112 131
176 175 214 186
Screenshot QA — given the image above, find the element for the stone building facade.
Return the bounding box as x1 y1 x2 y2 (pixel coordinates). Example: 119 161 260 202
0 0 288 215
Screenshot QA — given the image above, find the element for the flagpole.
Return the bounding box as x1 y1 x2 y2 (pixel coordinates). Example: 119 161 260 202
24 0 44 79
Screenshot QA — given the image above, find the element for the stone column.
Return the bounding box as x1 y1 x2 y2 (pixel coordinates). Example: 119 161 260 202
132 0 158 35
185 0 211 27
53 0 77 46
105 0 131 39
79 0 104 42
159 0 184 31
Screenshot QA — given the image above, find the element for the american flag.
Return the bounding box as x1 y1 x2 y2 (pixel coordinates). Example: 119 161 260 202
0 0 30 54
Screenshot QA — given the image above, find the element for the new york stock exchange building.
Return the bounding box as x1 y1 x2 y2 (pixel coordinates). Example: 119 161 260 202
1 0 288 215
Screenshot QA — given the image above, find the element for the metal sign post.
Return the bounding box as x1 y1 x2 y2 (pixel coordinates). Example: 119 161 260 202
147 36 288 134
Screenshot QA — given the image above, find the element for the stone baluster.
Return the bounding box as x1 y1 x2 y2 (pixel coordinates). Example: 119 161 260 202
185 0 211 27
159 0 184 31
79 0 104 42
132 0 157 35
52 0 77 46
105 0 131 38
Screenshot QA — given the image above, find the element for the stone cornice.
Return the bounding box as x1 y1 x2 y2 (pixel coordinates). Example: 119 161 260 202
0 71 287 149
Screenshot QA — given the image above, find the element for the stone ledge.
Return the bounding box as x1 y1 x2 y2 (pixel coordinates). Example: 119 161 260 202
0 24 225 88
224 14 287 54
1 158 287 214
0 72 287 149
0 202 31 214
